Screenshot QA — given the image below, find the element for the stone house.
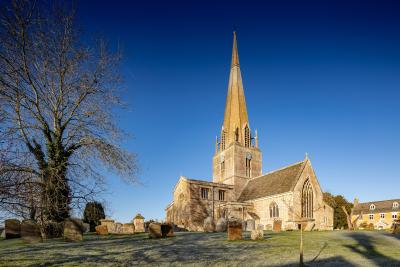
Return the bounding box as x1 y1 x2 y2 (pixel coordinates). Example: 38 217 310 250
352 199 400 230
165 32 334 231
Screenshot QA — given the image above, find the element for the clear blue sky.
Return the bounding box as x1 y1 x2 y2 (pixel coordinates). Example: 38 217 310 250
76 0 400 222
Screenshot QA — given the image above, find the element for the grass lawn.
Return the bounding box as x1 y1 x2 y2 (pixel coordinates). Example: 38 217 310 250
0 230 399 266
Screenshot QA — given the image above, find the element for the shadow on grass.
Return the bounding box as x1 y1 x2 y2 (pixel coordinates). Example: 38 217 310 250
344 232 400 266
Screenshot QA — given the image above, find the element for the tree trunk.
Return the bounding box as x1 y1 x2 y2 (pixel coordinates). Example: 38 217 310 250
341 206 353 230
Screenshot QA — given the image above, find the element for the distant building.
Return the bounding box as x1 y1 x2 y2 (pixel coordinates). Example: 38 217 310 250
165 32 334 231
352 198 400 230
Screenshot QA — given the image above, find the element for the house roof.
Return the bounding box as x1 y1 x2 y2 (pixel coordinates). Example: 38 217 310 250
353 199 400 214
238 160 305 201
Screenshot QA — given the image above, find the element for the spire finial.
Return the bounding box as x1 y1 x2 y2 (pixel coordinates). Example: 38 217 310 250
231 31 240 67
305 152 309 160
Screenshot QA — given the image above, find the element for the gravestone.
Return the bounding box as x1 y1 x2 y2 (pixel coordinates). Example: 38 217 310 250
203 217 215 232
0 230 4 238
64 218 83 242
273 220 282 232
5 219 21 239
148 223 174 238
122 223 135 234
95 225 108 235
21 220 42 243
257 224 264 231
250 229 264 240
228 220 242 240
216 217 227 232
246 219 255 231
133 214 145 233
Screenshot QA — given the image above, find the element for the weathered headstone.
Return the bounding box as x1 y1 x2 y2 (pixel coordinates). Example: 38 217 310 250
0 230 5 238
148 223 174 238
95 225 108 235
228 220 242 241
246 219 255 231
203 217 215 232
148 222 162 238
257 224 264 231
122 223 135 234
216 217 227 232
21 220 42 243
5 219 21 239
273 220 282 232
63 218 83 242
250 229 264 240
133 214 145 233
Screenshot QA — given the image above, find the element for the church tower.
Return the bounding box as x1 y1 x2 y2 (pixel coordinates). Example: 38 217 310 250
213 32 262 197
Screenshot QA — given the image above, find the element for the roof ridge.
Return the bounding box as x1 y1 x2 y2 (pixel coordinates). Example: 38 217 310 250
358 199 400 204
249 160 305 181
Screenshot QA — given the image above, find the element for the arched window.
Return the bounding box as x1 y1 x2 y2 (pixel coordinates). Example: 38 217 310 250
393 202 399 209
269 202 279 218
370 204 375 211
244 125 250 147
221 131 226 151
301 179 313 219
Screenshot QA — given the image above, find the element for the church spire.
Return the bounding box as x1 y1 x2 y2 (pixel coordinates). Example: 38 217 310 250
222 31 249 146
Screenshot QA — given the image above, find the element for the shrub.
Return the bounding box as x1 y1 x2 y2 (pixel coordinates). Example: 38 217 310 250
83 202 105 232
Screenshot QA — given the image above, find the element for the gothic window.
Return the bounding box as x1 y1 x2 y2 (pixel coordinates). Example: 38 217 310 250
221 160 225 173
201 188 209 199
370 204 376 211
218 190 225 201
392 213 398 219
393 202 399 209
269 202 279 218
369 214 374 220
221 131 226 151
301 179 313 219
380 213 385 219
245 158 251 177
244 125 250 147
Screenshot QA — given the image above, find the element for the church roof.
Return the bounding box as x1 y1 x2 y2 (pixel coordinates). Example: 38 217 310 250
222 31 249 145
353 199 400 214
238 160 306 201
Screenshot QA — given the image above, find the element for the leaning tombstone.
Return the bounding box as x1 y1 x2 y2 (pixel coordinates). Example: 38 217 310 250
148 222 162 238
228 220 242 241
250 229 264 240
203 217 215 232
216 217 227 232
0 229 5 238
5 219 21 239
133 214 145 233
64 218 83 242
21 220 42 243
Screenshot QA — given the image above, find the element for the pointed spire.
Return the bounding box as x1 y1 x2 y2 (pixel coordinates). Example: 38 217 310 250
222 31 249 146
231 31 240 67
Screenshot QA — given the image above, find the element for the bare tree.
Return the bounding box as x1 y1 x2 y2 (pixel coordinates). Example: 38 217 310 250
0 0 137 224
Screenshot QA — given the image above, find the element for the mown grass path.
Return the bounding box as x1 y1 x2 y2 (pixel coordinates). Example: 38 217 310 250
0 231 399 266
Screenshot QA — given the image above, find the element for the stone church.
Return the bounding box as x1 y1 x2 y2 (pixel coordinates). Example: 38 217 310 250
165 33 334 231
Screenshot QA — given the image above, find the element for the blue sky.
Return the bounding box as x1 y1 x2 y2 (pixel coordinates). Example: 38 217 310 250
76 0 400 222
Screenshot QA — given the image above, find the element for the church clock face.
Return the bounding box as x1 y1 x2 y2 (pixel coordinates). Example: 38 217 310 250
246 152 252 160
